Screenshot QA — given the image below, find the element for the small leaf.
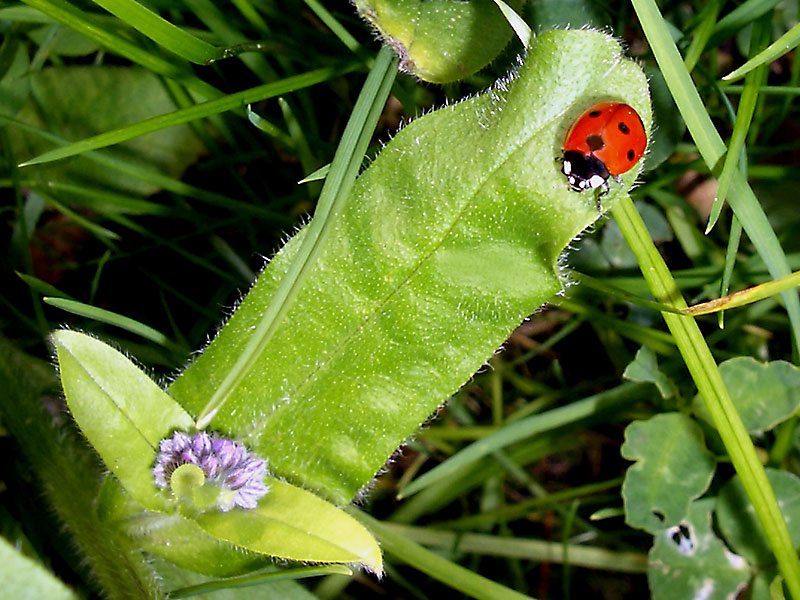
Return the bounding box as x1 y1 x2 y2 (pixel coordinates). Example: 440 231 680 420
623 345 678 399
96 476 270 577
195 479 383 573
693 358 800 435
52 330 194 512
354 0 525 83
717 469 800 566
621 413 716 533
648 499 750 600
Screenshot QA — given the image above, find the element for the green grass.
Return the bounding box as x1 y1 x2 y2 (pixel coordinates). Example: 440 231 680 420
3 1 800 599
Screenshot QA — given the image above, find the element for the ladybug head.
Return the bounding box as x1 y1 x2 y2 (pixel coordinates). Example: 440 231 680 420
561 150 610 193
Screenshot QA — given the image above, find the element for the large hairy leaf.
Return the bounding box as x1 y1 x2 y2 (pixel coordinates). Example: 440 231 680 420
169 29 651 504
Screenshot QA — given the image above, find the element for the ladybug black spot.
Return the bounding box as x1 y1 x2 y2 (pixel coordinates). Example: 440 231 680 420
627 149 635 161
618 121 630 134
589 110 601 117
586 134 604 151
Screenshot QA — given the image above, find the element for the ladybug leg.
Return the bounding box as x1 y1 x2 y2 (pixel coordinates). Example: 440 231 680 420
594 189 604 213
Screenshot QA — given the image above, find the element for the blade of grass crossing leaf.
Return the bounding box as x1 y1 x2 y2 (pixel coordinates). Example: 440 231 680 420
718 215 743 327
18 62 358 167
631 0 800 358
44 297 187 354
194 47 398 428
610 194 800 600
90 0 222 63
706 16 771 233
724 22 800 82
353 512 535 600
683 0 722 72
20 0 218 98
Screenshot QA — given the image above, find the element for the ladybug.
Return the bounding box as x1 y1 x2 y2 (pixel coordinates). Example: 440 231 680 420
561 102 647 195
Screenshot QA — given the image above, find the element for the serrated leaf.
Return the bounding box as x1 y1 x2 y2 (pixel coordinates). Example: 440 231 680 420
623 345 678 399
169 29 651 505
195 479 382 573
52 330 194 512
717 469 800 567
693 358 800 435
648 499 750 600
621 413 716 533
354 0 525 83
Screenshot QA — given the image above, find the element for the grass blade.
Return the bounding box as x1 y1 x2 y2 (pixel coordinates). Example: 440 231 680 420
724 22 800 82
44 297 186 354
90 0 221 64
630 0 800 358
18 62 359 167
21 0 218 98
193 46 397 428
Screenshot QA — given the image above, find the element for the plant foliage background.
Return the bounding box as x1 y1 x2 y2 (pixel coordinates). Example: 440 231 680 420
3 0 800 599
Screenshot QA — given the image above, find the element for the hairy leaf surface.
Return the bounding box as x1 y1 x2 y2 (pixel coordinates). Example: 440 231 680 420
169 30 651 504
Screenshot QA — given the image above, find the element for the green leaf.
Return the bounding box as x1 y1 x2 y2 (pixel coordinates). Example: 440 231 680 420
195 479 382 573
354 0 525 83
52 330 195 512
27 25 101 56
648 499 750 600
0 535 79 600
169 29 651 505
6 66 205 198
99 465 382 574
621 413 716 534
623 345 678 399
717 469 800 566
96 476 270 577
693 358 800 435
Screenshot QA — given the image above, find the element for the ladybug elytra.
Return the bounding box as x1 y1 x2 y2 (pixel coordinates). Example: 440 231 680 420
561 102 647 195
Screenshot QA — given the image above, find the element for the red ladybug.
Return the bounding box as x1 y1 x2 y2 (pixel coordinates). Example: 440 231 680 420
561 102 647 195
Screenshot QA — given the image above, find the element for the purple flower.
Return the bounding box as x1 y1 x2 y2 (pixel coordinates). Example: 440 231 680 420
153 431 269 512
